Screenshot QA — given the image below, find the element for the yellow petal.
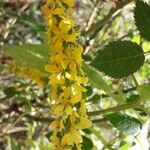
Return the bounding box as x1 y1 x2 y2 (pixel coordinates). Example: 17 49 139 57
62 129 82 146
48 18 53 28
65 105 73 115
75 118 92 129
70 111 79 124
72 130 82 144
70 62 77 77
77 76 88 84
60 116 67 130
54 54 64 63
41 5 51 14
47 0 53 4
65 72 71 80
63 87 71 98
53 8 64 14
45 64 55 73
62 0 74 7
59 19 72 33
50 134 60 147
63 34 76 42
61 133 73 146
53 104 65 115
55 39 63 51
49 74 58 85
50 120 60 130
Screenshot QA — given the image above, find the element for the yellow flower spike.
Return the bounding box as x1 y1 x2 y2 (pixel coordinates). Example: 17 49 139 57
43 0 92 149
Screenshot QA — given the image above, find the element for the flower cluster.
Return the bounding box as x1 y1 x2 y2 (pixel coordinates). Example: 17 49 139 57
11 65 45 86
42 0 92 149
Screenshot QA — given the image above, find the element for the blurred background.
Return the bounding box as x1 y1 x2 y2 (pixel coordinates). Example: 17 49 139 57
0 0 150 150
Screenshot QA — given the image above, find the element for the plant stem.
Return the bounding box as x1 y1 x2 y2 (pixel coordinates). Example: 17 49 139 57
131 74 139 87
90 127 108 148
144 50 150 55
88 100 141 116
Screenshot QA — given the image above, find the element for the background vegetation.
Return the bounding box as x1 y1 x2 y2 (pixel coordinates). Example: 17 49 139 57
0 0 150 149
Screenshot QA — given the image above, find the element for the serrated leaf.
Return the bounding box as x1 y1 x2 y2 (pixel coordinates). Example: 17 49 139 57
134 1 150 41
91 41 145 78
106 113 142 135
5 44 49 73
138 83 150 101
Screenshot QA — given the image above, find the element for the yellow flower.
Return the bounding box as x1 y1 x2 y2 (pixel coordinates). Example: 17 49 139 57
42 0 92 149
51 120 60 130
75 117 92 129
42 6 64 29
52 25 77 51
59 18 76 33
50 133 63 150
61 128 82 146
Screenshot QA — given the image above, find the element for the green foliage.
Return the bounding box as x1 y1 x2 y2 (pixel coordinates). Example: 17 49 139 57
17 17 45 35
134 1 150 41
118 142 132 150
1 0 150 149
106 113 142 135
3 87 18 98
84 64 125 103
81 136 94 150
5 44 49 73
7 137 20 150
91 41 145 79
138 83 150 101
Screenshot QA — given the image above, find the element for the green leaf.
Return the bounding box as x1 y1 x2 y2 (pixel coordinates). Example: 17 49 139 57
7 137 20 150
5 44 49 74
85 86 93 97
82 129 92 135
126 94 140 103
18 18 45 35
134 1 150 41
83 64 125 103
81 136 94 150
91 94 101 103
119 142 132 150
106 112 142 135
138 83 150 101
3 87 18 98
91 41 145 78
